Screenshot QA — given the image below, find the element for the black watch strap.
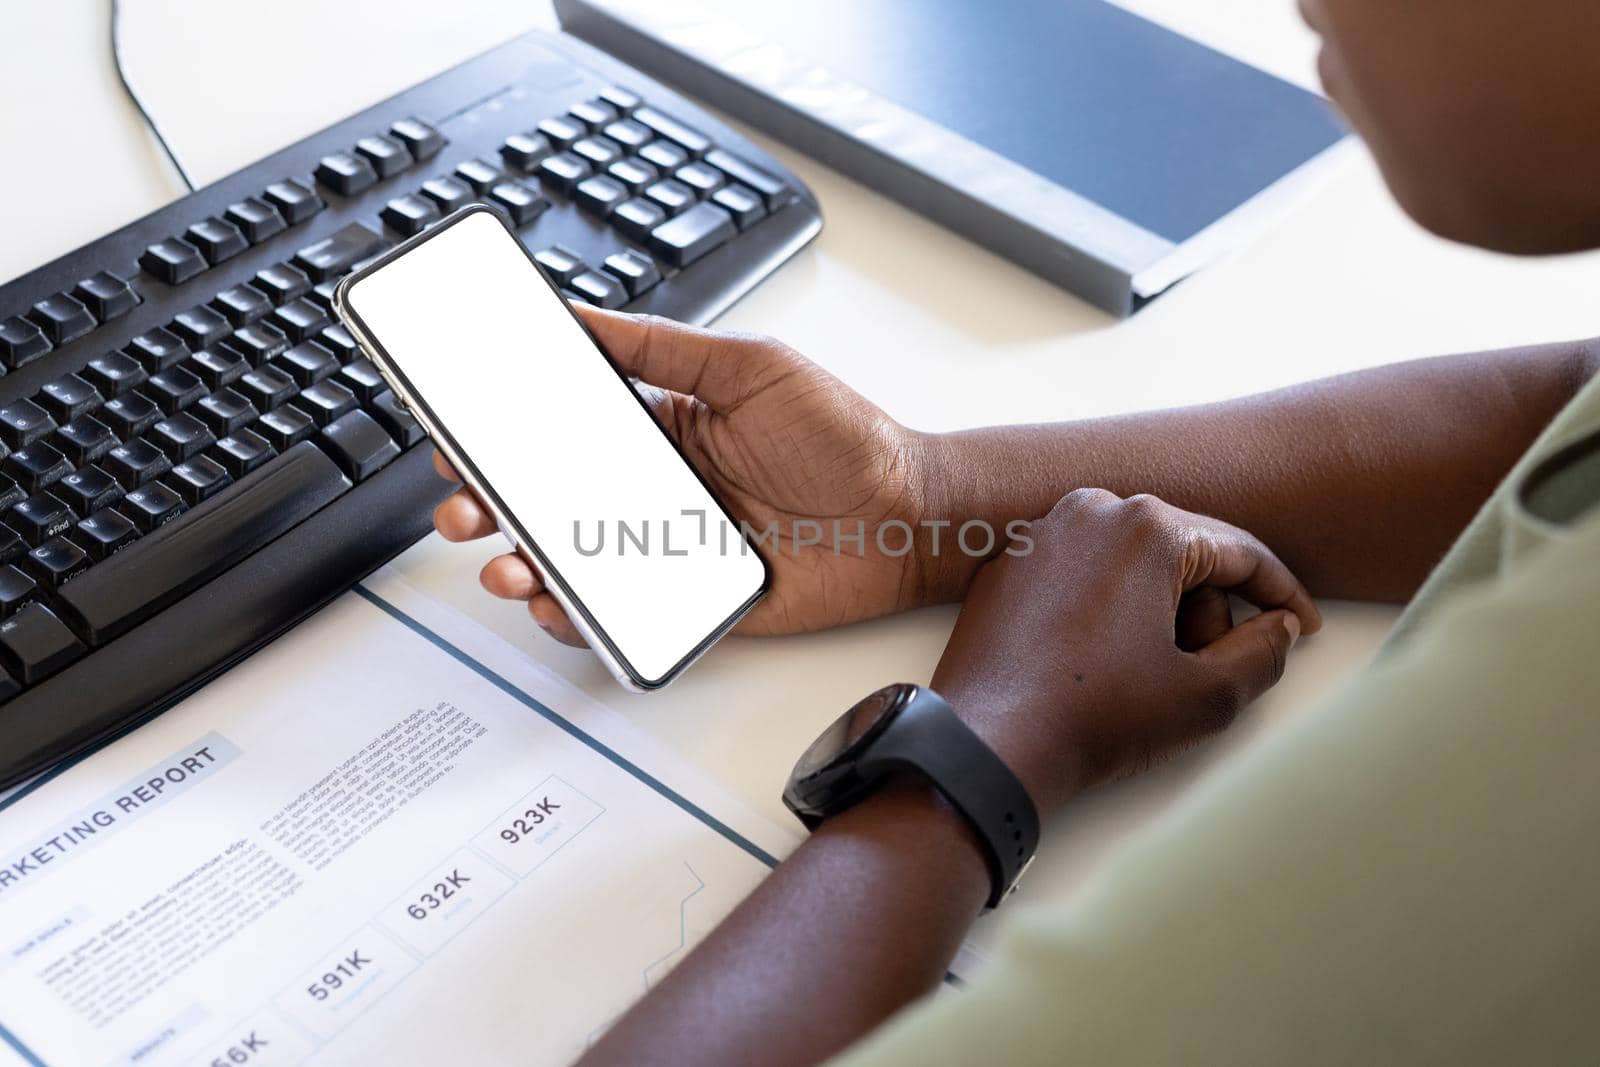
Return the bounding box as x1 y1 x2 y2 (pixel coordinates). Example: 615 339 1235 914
861 690 1040 908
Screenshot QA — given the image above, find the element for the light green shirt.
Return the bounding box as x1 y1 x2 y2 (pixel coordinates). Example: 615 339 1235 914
834 372 1600 1065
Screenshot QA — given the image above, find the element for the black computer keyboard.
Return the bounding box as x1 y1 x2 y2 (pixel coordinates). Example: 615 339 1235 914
0 30 820 789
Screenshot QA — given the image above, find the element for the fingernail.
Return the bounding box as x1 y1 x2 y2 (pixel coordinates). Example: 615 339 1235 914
1284 613 1302 648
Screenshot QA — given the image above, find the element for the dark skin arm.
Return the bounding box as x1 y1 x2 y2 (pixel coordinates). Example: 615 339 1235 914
918 339 1600 605
580 492 1316 1067
581 781 991 1067
437 312 1598 644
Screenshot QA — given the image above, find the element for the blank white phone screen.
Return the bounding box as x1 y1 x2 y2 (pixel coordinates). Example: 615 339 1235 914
342 210 766 685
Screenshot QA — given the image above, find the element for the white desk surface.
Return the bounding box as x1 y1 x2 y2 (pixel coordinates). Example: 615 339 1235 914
5 1 1600 919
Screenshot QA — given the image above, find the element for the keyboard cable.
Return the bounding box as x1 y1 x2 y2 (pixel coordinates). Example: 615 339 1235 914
110 0 198 192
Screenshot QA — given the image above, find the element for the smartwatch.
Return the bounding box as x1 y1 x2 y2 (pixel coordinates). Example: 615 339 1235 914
783 683 1040 909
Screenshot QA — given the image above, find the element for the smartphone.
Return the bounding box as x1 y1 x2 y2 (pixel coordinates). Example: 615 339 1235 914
333 206 769 691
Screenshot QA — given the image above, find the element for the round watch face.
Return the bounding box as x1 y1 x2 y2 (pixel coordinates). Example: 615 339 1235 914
792 684 909 780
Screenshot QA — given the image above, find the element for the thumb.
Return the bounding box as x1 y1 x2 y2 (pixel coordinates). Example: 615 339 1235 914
572 304 794 413
1192 608 1301 715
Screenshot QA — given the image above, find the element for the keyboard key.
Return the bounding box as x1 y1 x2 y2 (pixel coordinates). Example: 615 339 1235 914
269 298 332 343
712 182 768 230
501 131 553 172
184 217 249 265
453 157 502 194
255 405 315 450
139 237 207 284
0 400 56 449
610 197 667 242
598 85 642 114
51 465 122 516
389 117 445 161
294 222 387 282
602 250 661 299
676 160 725 198
308 279 339 313
253 262 312 304
317 324 359 363
537 151 592 192
221 322 290 365
148 413 214 463
0 479 21 517
421 176 474 213
225 197 288 243
337 359 386 404
72 508 138 562
144 367 206 413
639 139 688 171
533 245 585 286
650 200 737 268
0 565 35 619
574 174 628 216
296 380 357 427
607 157 658 193
570 99 618 130
37 374 103 421
572 135 622 167
319 409 400 481
194 388 258 435
704 148 789 209
56 442 349 645
104 438 171 488
124 327 190 371
644 178 695 217
355 134 413 178
118 481 186 533
488 181 549 226
238 365 297 411
0 315 51 368
28 293 96 346
274 341 339 386
71 271 141 320
210 284 273 326
263 178 325 224
537 115 585 148
168 455 233 504
4 443 71 492
99 393 162 439
186 347 249 389
313 281 340 311
171 304 232 349
370 390 424 447
633 106 712 157
8 492 75 542
315 151 379 196
381 193 441 237
568 270 626 309
210 428 275 477
83 351 147 396
0 602 84 684
603 118 651 151
23 537 89 590
52 415 117 465
0 523 22 564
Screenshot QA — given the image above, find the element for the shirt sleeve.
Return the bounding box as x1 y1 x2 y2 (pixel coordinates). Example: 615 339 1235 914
829 515 1600 1067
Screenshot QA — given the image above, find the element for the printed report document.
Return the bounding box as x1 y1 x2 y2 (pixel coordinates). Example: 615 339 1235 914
0 570 978 1066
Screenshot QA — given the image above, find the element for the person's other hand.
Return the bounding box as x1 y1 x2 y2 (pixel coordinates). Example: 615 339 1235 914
932 490 1324 816
432 306 931 645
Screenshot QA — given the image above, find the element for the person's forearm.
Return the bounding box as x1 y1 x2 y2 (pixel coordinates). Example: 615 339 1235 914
915 339 1599 603
577 782 988 1067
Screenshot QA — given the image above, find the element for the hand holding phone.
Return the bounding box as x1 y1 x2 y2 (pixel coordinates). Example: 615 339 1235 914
335 207 768 690
433 304 937 647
